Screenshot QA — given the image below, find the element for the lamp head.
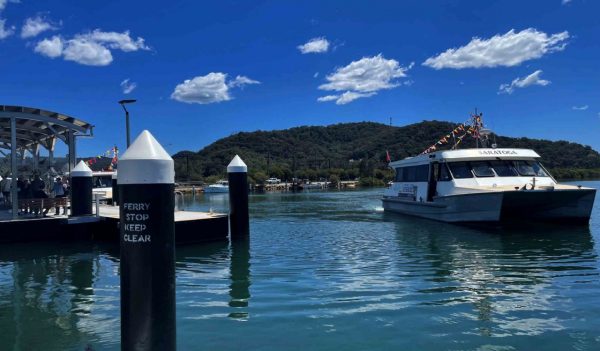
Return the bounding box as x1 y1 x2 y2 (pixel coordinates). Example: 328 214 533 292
118 99 137 105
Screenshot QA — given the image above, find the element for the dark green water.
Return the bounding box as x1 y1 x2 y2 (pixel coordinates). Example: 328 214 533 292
1 182 599 350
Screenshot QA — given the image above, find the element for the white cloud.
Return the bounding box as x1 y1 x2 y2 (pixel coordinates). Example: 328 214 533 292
21 15 58 38
227 75 260 88
171 72 259 104
298 37 330 54
313 72 319 78
63 38 112 66
572 105 588 111
317 54 412 104
0 18 13 39
317 95 338 102
0 0 19 40
423 28 569 69
0 0 19 12
498 70 550 95
120 79 137 94
317 92 376 105
33 29 149 66
562 0 572 4
79 29 149 52
34 35 63 58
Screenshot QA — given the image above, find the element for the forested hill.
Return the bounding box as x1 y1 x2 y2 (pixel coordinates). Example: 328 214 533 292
173 121 600 182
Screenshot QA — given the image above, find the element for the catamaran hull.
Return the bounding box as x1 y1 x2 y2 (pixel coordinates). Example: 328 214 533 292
382 189 596 223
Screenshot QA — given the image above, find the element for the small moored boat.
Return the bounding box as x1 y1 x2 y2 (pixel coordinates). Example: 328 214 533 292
204 180 229 193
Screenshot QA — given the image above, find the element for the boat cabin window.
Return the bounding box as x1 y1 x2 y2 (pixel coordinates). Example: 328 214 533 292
438 163 451 181
394 165 429 182
470 161 495 177
490 160 518 176
513 161 548 177
448 162 474 179
93 176 112 188
394 168 403 182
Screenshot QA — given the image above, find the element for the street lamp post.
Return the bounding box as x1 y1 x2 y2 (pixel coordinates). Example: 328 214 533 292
118 99 137 148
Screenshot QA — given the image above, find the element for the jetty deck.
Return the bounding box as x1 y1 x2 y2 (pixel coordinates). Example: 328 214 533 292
0 205 228 244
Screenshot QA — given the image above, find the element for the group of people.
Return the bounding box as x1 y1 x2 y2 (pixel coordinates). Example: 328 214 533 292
0 173 70 215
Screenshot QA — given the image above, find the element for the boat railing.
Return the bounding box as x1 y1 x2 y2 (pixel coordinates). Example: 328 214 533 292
93 191 108 217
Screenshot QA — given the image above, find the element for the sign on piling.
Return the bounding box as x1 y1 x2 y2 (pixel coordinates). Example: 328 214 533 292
227 155 249 239
118 130 176 351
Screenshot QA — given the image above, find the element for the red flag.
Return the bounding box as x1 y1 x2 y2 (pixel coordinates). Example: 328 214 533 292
386 150 391 163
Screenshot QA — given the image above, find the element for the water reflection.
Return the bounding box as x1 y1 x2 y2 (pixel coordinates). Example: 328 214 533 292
228 238 251 319
175 240 252 320
385 212 597 337
0 243 109 350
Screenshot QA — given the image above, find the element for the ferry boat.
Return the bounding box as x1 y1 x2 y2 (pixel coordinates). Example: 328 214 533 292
92 171 115 200
204 180 229 193
382 113 596 223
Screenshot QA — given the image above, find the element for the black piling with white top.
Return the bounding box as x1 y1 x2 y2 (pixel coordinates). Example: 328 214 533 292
118 130 176 351
227 155 249 239
70 161 93 216
111 171 119 206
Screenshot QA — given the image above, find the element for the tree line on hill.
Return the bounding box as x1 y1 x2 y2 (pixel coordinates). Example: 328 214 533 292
172 121 600 185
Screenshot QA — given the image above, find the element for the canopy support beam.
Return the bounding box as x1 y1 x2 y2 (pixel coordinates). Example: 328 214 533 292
10 117 17 219
68 130 76 172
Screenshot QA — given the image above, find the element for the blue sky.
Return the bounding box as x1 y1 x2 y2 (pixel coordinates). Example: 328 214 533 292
1 0 599 158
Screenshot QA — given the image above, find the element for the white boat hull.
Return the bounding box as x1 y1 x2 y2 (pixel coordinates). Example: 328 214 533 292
382 188 596 223
204 187 229 193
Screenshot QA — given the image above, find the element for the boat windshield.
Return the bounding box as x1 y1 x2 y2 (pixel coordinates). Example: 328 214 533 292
470 161 495 177
489 160 518 176
447 160 549 179
448 162 474 179
513 161 549 177
93 176 112 188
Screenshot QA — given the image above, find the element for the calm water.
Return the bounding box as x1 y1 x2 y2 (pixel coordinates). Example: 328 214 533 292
1 181 600 350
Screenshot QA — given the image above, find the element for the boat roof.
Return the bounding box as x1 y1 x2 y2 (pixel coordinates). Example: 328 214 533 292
390 148 541 167
92 171 116 176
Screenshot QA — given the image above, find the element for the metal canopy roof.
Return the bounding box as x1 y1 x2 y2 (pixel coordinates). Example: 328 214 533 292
0 105 94 151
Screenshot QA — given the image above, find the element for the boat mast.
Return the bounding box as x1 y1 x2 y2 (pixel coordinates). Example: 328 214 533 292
474 108 479 149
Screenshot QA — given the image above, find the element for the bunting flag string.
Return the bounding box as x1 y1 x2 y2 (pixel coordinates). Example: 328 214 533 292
85 146 119 168
420 112 484 155
421 124 465 154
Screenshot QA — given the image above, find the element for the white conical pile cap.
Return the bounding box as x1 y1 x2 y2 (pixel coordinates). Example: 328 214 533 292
71 160 93 177
227 155 247 173
118 130 174 184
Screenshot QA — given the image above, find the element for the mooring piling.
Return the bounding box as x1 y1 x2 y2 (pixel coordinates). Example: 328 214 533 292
70 161 93 216
111 171 118 206
118 130 176 351
227 155 249 239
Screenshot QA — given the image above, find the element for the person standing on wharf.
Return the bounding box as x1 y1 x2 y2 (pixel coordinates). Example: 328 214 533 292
118 130 175 351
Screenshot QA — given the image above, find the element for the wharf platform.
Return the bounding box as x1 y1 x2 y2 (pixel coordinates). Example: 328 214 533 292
0 205 228 245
